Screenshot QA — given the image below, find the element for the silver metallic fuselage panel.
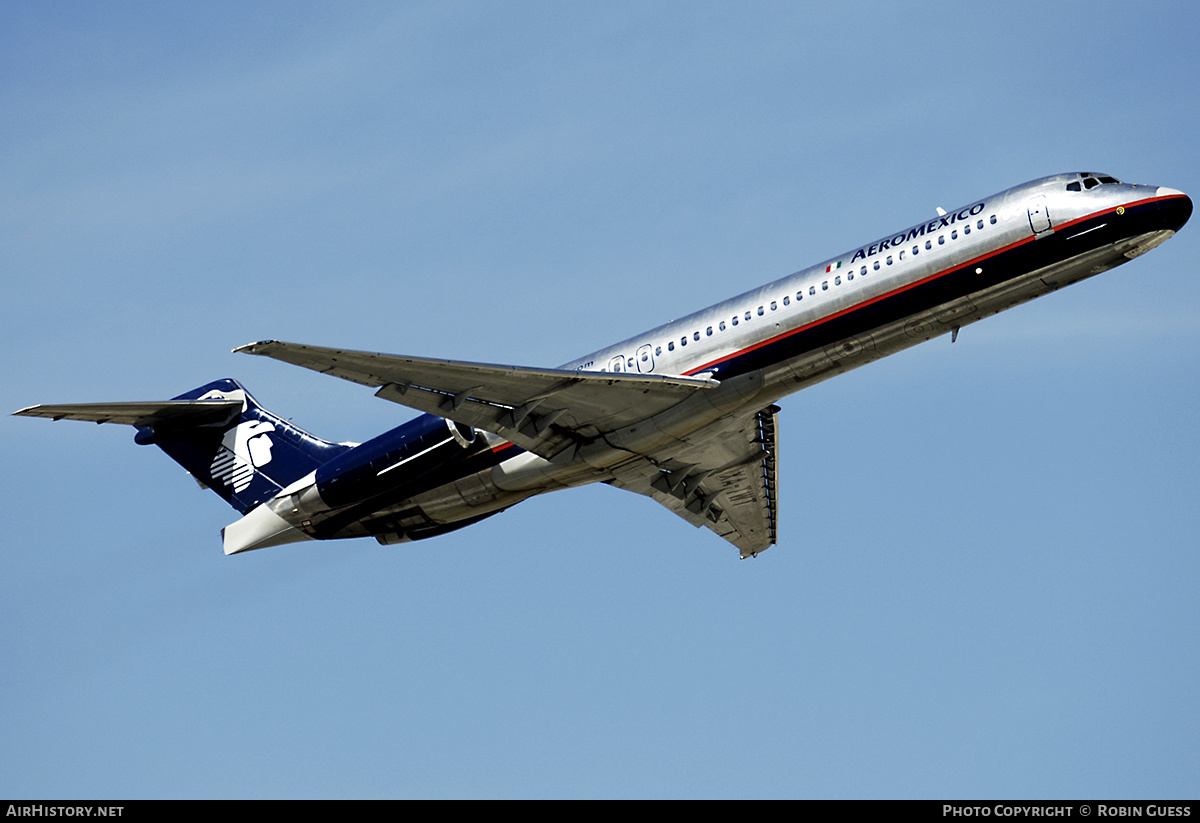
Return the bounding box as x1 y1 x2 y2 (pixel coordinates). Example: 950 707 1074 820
25 173 1186 555
353 175 1188 536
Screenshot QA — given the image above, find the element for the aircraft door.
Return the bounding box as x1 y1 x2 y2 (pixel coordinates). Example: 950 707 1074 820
608 355 625 373
635 344 655 373
1027 195 1052 235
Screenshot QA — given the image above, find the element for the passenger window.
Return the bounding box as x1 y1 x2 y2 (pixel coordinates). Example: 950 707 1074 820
719 321 726 331
925 240 932 250
938 235 945 245
745 311 752 321
705 327 712 336
951 230 957 240
732 316 738 326
834 276 841 285
963 226 970 235
757 306 764 315
821 282 828 291
860 266 867 275
810 285 817 295
668 341 674 351
912 245 919 255
693 331 700 341
770 301 777 310
977 220 984 230
681 337 687 346
990 215 997 224
873 261 880 271
782 296 789 306
655 346 661 356
886 255 893 265
898 251 905 261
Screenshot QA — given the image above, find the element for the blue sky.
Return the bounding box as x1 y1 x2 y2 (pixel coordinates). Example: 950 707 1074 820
4 1 1199 799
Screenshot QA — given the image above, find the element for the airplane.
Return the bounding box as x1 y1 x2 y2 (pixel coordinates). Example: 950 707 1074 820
15 172 1192 559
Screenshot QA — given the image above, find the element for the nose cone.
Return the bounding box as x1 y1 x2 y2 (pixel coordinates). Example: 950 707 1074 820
1155 186 1192 232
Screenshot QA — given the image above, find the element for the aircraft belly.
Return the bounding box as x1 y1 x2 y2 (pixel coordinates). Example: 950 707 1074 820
762 275 1063 398
369 470 528 523
761 280 1056 400
347 468 537 544
453 472 498 506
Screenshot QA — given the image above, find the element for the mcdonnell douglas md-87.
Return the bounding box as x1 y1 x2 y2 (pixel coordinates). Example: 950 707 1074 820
16 173 1192 558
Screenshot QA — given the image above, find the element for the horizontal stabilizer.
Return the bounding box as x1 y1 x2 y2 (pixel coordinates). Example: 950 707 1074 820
15 378 352 516
13 400 242 428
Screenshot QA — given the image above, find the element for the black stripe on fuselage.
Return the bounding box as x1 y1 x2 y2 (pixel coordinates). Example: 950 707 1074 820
686 195 1187 382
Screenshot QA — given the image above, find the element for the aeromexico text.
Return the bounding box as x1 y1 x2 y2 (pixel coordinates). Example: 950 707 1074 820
849 202 987 264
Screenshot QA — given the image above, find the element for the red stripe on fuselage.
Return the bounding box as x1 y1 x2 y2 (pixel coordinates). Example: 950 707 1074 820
682 196 1170 377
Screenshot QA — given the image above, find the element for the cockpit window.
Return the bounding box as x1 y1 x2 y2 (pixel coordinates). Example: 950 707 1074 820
1073 172 1122 191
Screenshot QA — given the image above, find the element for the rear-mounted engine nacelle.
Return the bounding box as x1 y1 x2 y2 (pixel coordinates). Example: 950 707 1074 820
312 415 478 509
445 417 475 448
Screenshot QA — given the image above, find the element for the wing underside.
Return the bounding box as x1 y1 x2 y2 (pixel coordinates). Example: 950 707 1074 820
606 405 780 557
235 340 780 556
234 340 718 460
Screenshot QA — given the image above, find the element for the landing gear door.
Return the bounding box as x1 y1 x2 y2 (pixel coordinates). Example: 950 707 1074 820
1027 195 1052 236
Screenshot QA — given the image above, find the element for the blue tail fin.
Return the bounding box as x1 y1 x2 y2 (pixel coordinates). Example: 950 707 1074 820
138 379 352 514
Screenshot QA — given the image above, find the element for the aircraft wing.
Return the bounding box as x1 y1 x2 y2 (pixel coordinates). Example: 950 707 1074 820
12 400 242 428
606 405 780 558
234 340 719 460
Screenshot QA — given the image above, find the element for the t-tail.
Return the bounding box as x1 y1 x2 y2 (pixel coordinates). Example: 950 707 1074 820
14 378 352 515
